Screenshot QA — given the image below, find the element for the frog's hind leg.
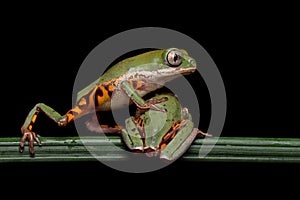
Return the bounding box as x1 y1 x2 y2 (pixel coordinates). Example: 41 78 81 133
159 120 198 161
20 103 80 156
159 107 211 161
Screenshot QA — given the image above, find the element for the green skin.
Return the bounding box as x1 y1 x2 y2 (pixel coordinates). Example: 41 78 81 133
76 48 197 113
121 93 208 161
20 48 201 157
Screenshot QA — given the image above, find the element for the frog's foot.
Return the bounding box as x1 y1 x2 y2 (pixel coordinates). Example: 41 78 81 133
135 97 168 118
181 107 212 137
146 96 168 106
19 129 42 157
149 104 166 112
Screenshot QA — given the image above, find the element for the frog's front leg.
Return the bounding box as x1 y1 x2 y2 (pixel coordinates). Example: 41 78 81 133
120 81 166 112
19 103 78 156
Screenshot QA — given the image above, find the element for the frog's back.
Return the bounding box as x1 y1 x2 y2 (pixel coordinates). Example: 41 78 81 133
76 49 164 102
98 49 164 82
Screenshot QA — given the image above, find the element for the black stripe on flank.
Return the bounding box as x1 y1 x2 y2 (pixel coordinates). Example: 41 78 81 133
104 85 113 98
94 87 104 107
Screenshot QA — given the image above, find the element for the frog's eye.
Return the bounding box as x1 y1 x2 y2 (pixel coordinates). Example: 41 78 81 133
166 50 182 67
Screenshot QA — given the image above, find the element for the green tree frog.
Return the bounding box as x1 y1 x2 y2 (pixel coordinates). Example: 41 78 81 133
19 48 198 156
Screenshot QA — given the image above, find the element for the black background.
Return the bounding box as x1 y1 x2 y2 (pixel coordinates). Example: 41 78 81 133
2 3 299 195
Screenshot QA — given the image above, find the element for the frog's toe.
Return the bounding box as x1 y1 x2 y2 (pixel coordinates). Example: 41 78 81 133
19 132 29 153
29 136 35 157
35 134 42 146
19 131 41 157
197 129 212 137
150 104 166 112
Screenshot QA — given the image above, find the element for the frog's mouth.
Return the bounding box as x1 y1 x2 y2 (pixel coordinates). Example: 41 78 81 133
178 66 197 75
153 66 197 84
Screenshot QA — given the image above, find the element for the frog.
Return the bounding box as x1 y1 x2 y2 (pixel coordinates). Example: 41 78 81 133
19 47 198 157
120 93 210 161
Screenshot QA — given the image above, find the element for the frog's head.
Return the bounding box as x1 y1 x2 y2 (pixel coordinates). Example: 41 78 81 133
145 47 197 84
162 48 197 75
124 47 197 86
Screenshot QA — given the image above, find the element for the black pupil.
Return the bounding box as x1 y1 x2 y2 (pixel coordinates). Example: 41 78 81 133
173 54 178 62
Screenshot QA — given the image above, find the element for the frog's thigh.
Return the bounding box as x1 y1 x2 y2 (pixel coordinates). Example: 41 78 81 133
160 120 198 161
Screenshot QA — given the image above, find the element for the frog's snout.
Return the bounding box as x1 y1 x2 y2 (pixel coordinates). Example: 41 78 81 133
190 58 197 68
190 66 197 73
191 65 197 71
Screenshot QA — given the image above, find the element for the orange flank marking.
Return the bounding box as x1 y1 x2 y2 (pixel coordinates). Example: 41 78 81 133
136 118 142 126
96 85 110 105
28 125 32 131
31 114 37 123
66 113 75 123
171 132 176 139
96 95 102 105
160 143 167 150
163 133 171 140
108 85 114 92
172 123 181 130
163 122 180 140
